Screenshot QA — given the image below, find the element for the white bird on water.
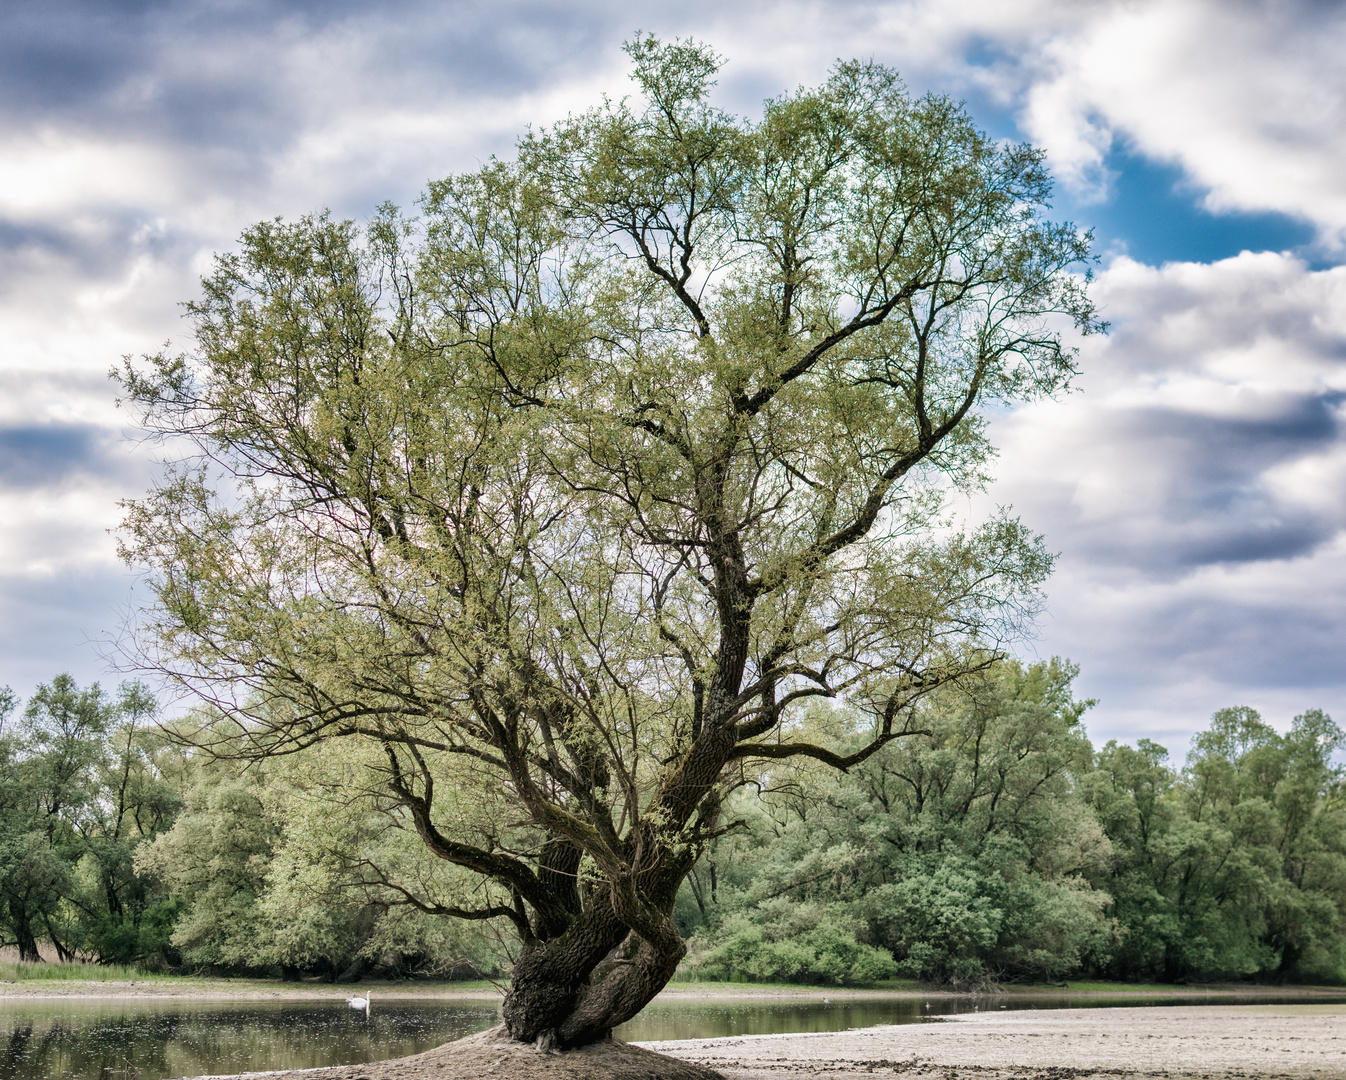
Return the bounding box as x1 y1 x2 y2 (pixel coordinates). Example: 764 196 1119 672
346 991 372 1014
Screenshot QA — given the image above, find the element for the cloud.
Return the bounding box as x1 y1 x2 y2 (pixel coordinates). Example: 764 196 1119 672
987 253 1346 743
0 423 128 490
1 0 1344 752
1002 0 1346 246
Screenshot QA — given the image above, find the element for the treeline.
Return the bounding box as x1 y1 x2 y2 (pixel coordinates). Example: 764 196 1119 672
0 678 502 978
2 665 1344 985
0 677 175 965
674 661 1346 986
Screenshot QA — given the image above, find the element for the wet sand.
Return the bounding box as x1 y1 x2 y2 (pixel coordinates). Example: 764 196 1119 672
645 1004 1346 1079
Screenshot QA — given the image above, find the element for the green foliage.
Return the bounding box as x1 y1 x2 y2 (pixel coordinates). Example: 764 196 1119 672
135 729 509 979
1083 707 1346 983
679 659 1115 986
676 661 1346 988
0 676 180 965
136 764 278 969
3 665 1344 989
863 857 1002 982
685 900 896 985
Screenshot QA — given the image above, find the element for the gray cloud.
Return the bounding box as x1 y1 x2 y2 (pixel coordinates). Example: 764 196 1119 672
987 253 1346 742
0 1 617 142
0 423 131 490
1064 395 1345 570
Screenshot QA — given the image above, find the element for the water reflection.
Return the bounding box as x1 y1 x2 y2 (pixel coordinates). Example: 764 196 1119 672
2 992 1344 1080
615 992 1346 1041
0 999 498 1080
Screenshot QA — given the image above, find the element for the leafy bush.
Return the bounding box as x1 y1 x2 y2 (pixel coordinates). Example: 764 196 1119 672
684 900 896 985
863 858 1000 982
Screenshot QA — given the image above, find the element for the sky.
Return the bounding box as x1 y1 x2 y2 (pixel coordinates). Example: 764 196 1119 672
2 0 1344 758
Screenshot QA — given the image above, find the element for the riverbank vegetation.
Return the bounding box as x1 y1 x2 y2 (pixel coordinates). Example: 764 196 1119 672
0 959 168 982
673 660 1346 987
2 661 1343 987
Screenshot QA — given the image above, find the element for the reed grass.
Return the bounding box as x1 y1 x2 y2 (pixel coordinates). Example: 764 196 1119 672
0 960 169 982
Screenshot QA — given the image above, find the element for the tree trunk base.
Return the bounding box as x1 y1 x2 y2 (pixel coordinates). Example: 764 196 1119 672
192 1025 726 1080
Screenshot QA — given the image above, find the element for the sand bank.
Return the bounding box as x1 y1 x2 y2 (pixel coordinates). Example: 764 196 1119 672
645 1004 1346 1079
160 1005 1346 1080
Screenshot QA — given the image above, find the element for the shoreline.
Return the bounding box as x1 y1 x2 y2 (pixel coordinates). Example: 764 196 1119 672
2 976 1344 1002
2 988 1344 1078
130 1005 1346 1080
647 1003 1346 1079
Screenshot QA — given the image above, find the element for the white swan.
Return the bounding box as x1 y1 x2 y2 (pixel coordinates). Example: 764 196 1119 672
346 990 371 1013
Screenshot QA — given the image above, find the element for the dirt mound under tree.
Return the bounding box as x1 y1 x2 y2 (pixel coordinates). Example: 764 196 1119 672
189 1026 725 1080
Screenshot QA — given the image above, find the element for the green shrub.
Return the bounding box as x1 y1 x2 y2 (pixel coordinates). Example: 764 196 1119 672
684 900 896 985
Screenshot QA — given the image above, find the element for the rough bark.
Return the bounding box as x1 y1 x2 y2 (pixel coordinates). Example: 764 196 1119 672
501 883 688 1048
493 817 711 1047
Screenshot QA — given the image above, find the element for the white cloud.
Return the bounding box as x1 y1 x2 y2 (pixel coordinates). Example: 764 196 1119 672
1004 0 1346 242
987 252 1346 744
647 1 1346 246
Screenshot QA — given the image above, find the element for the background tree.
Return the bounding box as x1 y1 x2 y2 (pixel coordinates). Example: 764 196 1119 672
79 682 183 964
136 729 509 980
0 676 108 961
679 658 1115 986
134 752 278 971
117 37 1099 1045
1084 707 1346 982
0 676 181 965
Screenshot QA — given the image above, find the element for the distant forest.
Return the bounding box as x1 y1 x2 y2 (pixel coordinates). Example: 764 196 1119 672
1 662 1342 986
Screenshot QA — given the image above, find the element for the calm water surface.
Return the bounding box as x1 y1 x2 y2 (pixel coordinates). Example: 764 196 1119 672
2 992 1344 1080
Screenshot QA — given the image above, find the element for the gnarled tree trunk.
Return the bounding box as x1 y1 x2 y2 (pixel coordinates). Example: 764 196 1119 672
502 905 686 1047
500 841 696 1047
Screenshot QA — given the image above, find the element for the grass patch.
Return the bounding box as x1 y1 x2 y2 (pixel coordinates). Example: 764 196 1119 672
867 978 941 992
0 961 171 983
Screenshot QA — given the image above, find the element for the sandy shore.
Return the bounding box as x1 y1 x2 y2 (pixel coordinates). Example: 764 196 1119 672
5 980 1345 1078
138 1004 1346 1080
645 1005 1346 1079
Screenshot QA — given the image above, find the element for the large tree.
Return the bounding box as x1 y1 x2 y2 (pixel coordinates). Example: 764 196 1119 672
117 38 1100 1046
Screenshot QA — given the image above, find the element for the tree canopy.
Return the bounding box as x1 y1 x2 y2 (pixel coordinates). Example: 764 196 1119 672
117 37 1100 1045
0 676 176 965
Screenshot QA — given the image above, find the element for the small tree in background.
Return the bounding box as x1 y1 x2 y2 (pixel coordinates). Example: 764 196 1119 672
117 37 1099 1045
0 676 177 964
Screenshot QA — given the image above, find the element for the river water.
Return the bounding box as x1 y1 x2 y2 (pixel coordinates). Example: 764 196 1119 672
1 992 1342 1080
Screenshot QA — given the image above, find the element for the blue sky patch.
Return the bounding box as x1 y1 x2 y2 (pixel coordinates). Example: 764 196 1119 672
1060 145 1317 267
